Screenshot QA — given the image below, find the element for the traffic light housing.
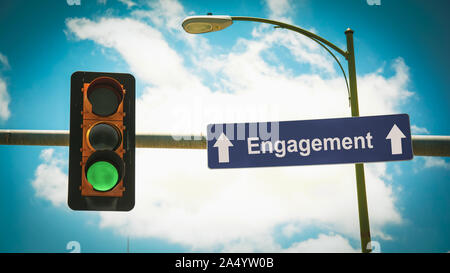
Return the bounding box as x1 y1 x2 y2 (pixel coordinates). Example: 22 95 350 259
68 71 135 211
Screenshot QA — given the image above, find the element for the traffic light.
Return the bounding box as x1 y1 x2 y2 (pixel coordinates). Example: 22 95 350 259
68 71 135 211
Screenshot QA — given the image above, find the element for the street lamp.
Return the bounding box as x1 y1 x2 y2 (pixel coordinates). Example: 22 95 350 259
182 15 372 253
182 15 233 34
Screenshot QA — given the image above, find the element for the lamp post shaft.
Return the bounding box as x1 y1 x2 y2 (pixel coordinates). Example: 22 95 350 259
346 29 372 253
345 29 360 116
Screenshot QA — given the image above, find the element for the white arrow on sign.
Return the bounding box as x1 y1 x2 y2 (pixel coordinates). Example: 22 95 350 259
386 124 406 155
214 133 233 163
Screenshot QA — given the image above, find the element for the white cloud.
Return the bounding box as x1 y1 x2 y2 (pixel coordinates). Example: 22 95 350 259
283 233 359 253
0 52 10 70
118 0 136 9
65 17 205 94
0 52 11 121
100 153 366 249
96 149 401 250
266 0 294 22
130 0 210 52
144 0 185 31
281 223 302 238
0 77 11 121
423 157 450 170
202 26 336 78
31 149 68 207
364 163 402 240
358 57 413 116
44 0 414 251
411 125 430 134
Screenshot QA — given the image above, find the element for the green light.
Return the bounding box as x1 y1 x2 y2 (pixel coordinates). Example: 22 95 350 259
86 161 118 191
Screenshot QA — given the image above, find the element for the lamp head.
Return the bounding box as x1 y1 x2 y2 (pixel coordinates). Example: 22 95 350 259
182 15 233 34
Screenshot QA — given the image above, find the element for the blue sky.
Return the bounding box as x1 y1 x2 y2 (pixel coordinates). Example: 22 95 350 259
0 0 449 253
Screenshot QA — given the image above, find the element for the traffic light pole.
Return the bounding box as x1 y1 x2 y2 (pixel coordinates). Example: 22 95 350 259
0 130 206 149
0 129 449 155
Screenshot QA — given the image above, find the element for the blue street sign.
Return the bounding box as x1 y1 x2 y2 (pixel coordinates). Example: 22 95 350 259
207 114 413 169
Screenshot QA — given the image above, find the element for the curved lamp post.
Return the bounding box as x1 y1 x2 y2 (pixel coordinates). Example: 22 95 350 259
182 15 372 253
